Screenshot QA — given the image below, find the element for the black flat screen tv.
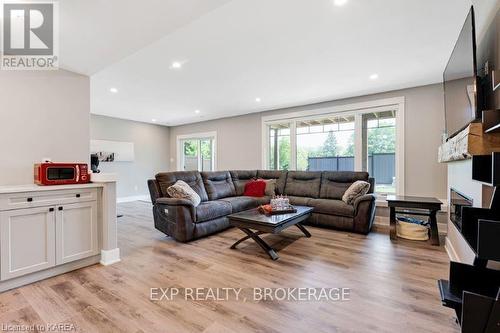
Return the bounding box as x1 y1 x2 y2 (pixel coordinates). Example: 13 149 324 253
443 7 479 139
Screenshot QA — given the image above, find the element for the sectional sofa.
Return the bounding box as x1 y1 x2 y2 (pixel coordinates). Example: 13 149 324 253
148 170 376 242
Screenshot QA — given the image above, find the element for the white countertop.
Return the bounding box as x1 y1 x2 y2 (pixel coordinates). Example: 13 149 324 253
0 183 104 194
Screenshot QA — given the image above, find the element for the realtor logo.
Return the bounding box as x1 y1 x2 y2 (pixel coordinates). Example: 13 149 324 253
1 1 59 70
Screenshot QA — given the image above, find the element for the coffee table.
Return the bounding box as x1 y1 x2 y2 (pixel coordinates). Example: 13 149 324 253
228 206 313 260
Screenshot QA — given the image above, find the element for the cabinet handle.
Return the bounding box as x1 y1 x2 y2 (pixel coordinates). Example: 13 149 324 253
49 208 54 212
27 197 33 202
76 194 81 198
58 207 63 211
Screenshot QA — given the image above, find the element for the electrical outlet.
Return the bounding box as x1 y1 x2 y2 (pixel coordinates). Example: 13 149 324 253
134 185 138 192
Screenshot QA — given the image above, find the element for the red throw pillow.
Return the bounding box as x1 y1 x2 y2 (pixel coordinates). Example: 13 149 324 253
243 180 266 197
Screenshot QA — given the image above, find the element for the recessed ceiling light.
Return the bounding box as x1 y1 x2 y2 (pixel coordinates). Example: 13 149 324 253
255 97 261 102
333 0 348 6
369 73 379 80
109 87 118 93
152 119 157 122
195 109 200 114
171 61 182 69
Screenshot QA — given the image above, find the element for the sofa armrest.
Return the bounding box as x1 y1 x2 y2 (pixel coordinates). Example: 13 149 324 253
352 194 377 234
153 197 196 242
156 197 194 207
148 179 162 204
353 194 376 214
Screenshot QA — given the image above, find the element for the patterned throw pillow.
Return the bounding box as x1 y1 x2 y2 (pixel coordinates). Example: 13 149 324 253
342 181 370 205
166 180 201 207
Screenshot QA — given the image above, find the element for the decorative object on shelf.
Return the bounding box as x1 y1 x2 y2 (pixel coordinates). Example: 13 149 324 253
438 123 500 163
90 140 134 162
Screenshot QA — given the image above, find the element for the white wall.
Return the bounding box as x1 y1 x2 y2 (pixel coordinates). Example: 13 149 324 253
170 83 448 199
0 70 90 185
90 115 170 200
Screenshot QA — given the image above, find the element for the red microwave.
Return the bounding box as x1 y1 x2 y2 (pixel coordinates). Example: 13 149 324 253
34 163 90 185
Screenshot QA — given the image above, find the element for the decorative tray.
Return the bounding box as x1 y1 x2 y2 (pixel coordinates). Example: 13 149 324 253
258 204 297 215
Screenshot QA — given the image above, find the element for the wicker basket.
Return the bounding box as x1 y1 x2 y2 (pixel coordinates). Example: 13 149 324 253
396 216 430 241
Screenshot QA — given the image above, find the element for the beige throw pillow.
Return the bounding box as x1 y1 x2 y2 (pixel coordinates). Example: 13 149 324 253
260 179 276 196
342 181 370 205
167 180 201 207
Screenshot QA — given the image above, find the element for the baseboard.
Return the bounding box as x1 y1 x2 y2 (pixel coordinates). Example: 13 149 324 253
0 255 101 293
374 216 448 235
444 236 459 262
100 248 121 266
117 195 150 203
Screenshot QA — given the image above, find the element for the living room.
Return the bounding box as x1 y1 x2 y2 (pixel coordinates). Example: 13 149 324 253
0 0 499 332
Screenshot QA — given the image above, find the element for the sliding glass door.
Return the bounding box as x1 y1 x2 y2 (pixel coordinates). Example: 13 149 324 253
180 137 215 171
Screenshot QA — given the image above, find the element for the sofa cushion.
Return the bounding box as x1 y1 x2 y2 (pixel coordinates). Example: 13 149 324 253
284 171 322 198
202 171 237 200
166 180 201 207
195 200 232 223
342 180 371 205
156 171 208 202
256 170 287 195
230 170 257 195
320 171 369 200
253 196 272 206
219 196 259 213
288 196 313 206
309 198 355 217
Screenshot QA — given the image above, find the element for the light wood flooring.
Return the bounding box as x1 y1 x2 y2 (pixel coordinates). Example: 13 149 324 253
0 201 459 333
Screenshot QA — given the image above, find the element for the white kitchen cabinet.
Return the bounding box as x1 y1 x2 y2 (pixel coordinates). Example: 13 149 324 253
0 186 99 281
56 201 99 264
0 206 56 280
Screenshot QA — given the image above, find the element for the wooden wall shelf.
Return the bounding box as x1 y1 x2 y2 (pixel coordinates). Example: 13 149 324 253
439 123 500 163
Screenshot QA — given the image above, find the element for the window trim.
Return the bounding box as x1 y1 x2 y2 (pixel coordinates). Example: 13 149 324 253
176 131 217 172
261 97 405 195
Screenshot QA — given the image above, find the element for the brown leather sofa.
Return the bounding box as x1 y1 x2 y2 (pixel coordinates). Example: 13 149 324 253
148 170 376 242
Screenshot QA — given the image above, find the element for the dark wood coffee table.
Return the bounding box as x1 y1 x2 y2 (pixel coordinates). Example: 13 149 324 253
386 195 442 246
228 206 313 260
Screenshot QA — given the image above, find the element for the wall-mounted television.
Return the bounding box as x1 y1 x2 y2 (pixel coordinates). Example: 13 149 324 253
443 7 480 139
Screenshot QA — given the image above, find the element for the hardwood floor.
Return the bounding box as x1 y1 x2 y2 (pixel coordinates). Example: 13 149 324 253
0 201 459 333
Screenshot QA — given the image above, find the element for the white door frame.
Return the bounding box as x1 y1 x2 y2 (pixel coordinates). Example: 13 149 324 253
176 131 218 171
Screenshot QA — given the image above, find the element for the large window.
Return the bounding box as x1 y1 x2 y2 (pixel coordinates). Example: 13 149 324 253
263 99 404 195
296 116 355 171
178 133 216 171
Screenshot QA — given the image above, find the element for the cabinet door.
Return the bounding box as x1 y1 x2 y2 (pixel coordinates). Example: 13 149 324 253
0 207 56 280
56 201 98 264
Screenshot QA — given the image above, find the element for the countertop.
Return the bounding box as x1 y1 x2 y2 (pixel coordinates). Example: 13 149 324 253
0 183 104 194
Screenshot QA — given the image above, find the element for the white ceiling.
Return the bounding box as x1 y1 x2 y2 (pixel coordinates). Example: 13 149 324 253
62 0 493 126
59 0 233 75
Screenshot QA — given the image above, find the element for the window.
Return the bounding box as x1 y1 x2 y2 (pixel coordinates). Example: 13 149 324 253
296 116 355 171
362 111 396 193
177 132 216 171
268 123 291 170
263 98 404 195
